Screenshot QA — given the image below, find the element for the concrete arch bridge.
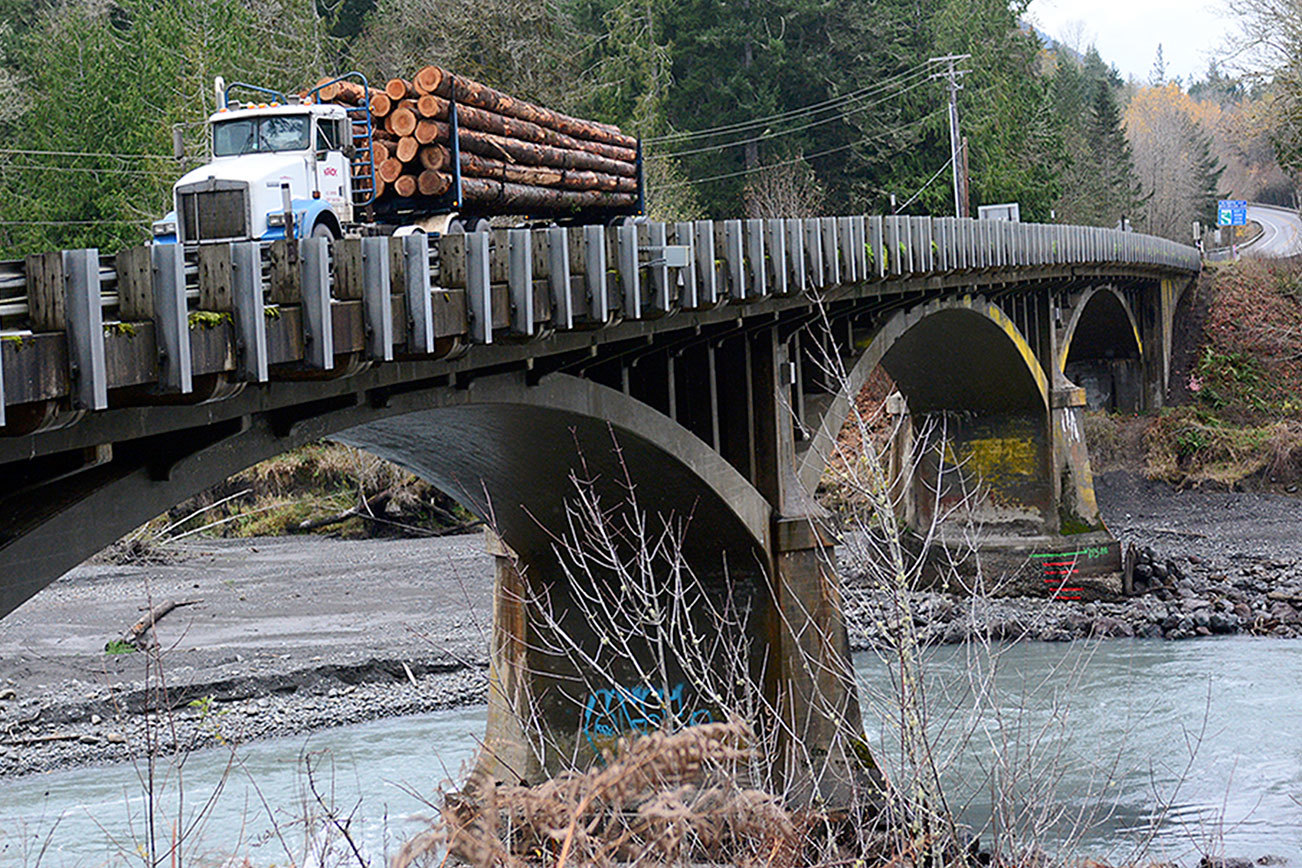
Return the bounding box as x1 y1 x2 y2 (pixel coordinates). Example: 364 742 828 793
0 214 1199 799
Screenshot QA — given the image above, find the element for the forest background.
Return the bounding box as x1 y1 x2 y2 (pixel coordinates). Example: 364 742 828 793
0 0 1295 258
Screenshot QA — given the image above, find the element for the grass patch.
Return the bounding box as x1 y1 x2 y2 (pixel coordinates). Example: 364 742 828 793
1144 406 1302 486
159 442 478 541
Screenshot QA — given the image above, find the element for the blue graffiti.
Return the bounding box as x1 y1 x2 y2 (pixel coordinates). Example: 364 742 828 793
581 682 713 754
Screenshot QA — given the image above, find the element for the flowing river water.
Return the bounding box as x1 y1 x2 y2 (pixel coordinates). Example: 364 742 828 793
3 636 1300 867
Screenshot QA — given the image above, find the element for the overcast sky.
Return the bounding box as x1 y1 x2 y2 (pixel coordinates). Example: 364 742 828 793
1025 0 1237 84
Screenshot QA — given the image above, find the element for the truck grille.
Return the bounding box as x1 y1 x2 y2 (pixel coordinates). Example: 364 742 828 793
177 184 249 242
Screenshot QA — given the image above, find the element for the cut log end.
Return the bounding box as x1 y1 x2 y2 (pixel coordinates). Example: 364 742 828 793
418 170 452 197
370 92 393 117
394 175 419 198
414 65 449 97
396 136 419 163
385 78 414 101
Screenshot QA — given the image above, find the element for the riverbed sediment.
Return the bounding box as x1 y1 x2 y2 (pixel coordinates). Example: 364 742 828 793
3 471 1301 778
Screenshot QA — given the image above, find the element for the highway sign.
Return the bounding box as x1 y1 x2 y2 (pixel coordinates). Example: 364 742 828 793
1218 199 1248 226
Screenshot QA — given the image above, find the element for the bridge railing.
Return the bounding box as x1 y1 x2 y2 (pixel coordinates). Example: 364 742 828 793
0 215 1200 426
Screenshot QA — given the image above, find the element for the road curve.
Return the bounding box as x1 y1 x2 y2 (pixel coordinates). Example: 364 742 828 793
1245 203 1302 258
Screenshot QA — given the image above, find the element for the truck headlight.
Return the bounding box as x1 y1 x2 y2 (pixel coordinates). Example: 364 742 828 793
267 213 286 227
152 219 177 236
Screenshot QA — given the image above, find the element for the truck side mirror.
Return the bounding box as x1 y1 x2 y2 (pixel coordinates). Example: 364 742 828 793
172 125 185 161
343 144 356 159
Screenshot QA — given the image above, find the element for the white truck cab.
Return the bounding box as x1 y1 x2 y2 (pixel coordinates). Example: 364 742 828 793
153 89 369 245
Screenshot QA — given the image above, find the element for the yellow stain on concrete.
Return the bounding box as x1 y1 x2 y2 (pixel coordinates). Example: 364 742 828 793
959 436 1038 484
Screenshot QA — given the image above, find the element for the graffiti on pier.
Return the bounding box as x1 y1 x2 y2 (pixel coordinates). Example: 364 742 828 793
581 682 713 754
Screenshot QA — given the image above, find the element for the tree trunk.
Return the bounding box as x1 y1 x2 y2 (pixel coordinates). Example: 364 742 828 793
413 65 449 97
454 99 637 163
419 145 450 172
372 140 391 165
395 136 419 163
370 92 392 118
385 78 415 101
378 157 405 183
460 152 636 193
418 170 452 196
408 65 635 149
451 73 635 149
385 102 418 137
460 176 637 210
394 174 419 198
415 119 448 145
458 127 636 177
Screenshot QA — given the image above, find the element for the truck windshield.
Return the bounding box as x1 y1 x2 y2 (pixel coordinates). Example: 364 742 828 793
213 115 310 156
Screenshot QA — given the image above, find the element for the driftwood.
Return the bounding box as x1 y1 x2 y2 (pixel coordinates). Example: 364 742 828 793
121 599 202 648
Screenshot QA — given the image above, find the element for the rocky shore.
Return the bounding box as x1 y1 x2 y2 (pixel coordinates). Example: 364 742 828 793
4 471 1302 779
843 547 1302 650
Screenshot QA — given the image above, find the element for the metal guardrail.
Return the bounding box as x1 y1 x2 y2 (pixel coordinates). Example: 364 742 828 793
0 215 1201 427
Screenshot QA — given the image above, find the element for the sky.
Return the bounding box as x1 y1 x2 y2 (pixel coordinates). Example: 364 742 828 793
1025 0 1237 85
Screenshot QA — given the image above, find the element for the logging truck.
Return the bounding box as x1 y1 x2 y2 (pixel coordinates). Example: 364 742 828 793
152 73 644 246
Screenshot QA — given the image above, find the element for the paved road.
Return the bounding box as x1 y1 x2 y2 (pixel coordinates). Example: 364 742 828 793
1245 203 1302 258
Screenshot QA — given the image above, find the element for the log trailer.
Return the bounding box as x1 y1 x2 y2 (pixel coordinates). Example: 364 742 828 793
152 73 645 246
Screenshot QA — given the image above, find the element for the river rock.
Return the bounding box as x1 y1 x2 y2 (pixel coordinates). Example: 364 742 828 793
1200 856 1255 868
1267 600 1301 625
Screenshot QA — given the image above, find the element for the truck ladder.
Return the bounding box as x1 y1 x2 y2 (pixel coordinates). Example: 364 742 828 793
308 72 377 209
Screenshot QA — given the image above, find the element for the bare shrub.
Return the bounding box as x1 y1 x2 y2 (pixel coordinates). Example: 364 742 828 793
744 154 826 219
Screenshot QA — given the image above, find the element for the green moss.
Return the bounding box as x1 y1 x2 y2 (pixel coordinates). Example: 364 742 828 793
103 321 137 338
189 310 232 330
1 334 28 350
264 305 281 320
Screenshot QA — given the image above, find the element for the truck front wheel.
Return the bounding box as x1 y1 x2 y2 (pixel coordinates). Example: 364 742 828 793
310 221 339 240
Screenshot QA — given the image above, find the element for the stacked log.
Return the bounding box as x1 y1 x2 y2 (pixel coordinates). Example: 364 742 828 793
314 69 639 215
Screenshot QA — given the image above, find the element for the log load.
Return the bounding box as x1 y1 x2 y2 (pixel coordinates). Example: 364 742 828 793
316 66 641 216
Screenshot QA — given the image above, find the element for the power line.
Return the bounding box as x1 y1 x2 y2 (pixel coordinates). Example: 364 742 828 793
0 147 174 161
893 152 955 214
1 164 167 176
664 108 945 189
0 219 145 226
648 73 934 162
645 63 931 145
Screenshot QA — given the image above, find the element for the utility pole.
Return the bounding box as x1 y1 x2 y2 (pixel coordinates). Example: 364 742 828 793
929 54 971 218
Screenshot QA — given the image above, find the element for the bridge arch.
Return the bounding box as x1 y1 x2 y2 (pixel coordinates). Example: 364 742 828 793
1 372 771 619
1061 286 1144 411
798 295 1049 493
797 295 1055 536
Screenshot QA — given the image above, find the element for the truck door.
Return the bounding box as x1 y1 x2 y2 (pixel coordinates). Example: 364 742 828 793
315 117 353 223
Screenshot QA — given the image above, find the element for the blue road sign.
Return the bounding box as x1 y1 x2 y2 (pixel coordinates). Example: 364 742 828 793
1218 199 1248 226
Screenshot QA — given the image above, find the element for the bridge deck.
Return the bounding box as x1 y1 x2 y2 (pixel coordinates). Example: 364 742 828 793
0 215 1198 434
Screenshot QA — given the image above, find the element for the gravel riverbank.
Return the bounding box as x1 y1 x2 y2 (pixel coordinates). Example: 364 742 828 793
3 471 1301 778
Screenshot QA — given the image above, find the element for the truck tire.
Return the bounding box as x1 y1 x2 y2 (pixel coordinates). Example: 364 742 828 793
311 221 339 240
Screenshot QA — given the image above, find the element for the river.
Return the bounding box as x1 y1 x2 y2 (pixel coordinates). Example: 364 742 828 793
3 637 1299 867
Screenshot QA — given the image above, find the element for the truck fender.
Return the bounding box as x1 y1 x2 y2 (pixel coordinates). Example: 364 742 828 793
291 199 341 239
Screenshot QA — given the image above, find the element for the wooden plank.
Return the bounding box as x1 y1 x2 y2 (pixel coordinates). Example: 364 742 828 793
116 246 153 320
198 244 233 311
25 252 65 331
268 240 301 305
333 238 365 301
